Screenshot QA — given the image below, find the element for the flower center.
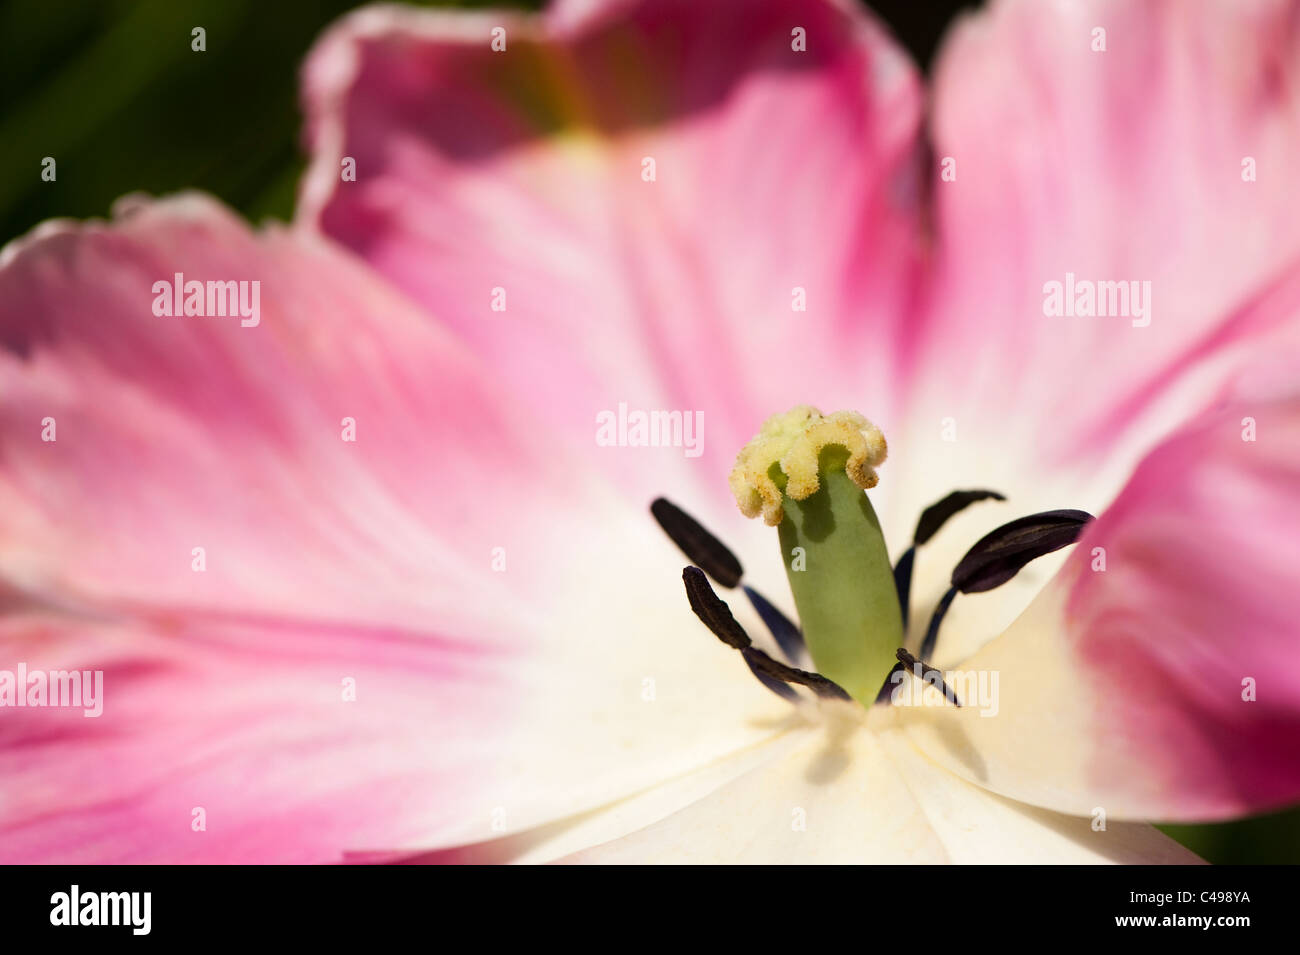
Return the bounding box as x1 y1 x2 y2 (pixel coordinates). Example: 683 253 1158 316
652 406 1094 711
728 406 899 704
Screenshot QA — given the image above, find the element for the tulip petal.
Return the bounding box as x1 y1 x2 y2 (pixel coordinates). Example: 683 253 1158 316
922 0 1300 464
881 0 1300 660
901 385 1300 821
561 713 1200 863
376 726 819 864
0 195 801 855
299 0 926 499
0 611 511 863
0 193 575 630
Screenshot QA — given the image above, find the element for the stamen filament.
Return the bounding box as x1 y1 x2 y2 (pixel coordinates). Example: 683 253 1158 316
743 585 804 663
653 498 805 662
682 566 849 703
742 647 851 701
919 585 958 660
895 648 962 707
896 489 1004 629
892 546 916 626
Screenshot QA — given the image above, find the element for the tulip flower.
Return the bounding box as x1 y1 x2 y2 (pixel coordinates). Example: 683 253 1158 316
1 0 1298 863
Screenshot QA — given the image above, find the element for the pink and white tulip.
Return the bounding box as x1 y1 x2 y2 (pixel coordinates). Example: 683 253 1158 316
1 0 1298 863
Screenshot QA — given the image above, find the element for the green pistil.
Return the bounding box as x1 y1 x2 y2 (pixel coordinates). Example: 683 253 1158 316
730 408 902 704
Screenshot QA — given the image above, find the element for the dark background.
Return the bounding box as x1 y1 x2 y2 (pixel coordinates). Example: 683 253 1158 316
1 0 1295 864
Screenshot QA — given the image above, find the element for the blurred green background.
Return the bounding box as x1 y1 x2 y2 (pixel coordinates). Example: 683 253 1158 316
1 0 1295 864
0 0 514 240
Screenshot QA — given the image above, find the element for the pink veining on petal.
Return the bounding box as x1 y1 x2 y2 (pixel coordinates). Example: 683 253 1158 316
4 0 1300 865
0 194 580 629
298 0 927 507
1066 386 1300 819
0 194 801 861
919 0 1300 472
0 610 518 863
904 370 1300 823
0 195 590 861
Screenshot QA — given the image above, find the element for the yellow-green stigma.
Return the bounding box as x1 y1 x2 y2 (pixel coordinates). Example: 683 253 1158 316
729 406 901 704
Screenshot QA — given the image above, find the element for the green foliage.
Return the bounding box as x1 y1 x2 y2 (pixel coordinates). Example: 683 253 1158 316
0 0 541 241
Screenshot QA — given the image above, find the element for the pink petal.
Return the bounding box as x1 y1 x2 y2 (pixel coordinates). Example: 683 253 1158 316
0 610 518 863
881 249 1300 668
0 195 802 856
918 0 1300 468
877 0 1300 654
0 194 576 860
298 0 926 500
0 193 575 627
902 374 1300 821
